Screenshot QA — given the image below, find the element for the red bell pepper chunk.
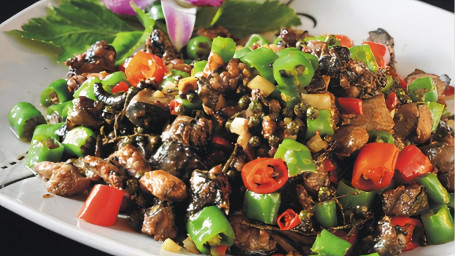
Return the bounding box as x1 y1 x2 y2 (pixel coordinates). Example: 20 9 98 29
169 100 180 115
337 97 363 115
334 34 354 48
125 51 166 86
391 217 423 251
110 81 129 93
362 41 390 68
241 157 289 194
77 184 125 226
277 209 301 230
444 85 454 96
395 145 433 184
386 92 399 111
352 143 399 191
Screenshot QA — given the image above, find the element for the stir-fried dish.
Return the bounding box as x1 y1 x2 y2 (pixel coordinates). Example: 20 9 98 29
8 1 454 256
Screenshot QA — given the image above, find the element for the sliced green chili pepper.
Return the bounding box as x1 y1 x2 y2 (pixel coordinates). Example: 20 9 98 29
244 190 281 225
186 35 212 60
421 205 454 245
349 44 379 73
244 34 269 48
101 71 128 92
382 75 394 93
46 101 73 121
191 60 208 76
32 122 65 141
8 101 46 141
274 138 316 176
187 205 235 254
311 229 352 256
407 76 438 102
336 180 376 210
306 108 334 139
211 36 236 62
73 77 101 101
241 47 278 83
368 129 395 144
25 136 64 168
273 48 316 106
40 78 71 108
418 173 450 205
423 102 445 132
171 92 202 115
62 126 96 157
233 47 252 59
314 200 337 228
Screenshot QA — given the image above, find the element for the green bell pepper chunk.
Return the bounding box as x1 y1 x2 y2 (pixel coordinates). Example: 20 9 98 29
244 34 269 48
32 122 65 141
191 60 208 76
274 138 316 176
311 229 352 256
449 193 454 209
306 108 334 139
101 71 128 92
187 206 235 254
40 79 71 108
8 102 46 141
73 77 101 101
349 44 379 73
418 173 450 205
161 69 190 88
407 76 438 102
273 48 316 106
361 253 380 256
241 47 278 83
423 102 445 132
336 180 376 210
25 136 64 168
62 126 96 157
173 92 202 115
244 190 281 225
233 47 252 59
314 200 338 228
381 75 394 93
46 101 73 121
368 129 395 144
421 205 454 245
211 36 236 62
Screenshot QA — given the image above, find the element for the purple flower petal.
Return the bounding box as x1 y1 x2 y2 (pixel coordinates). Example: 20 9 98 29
161 0 197 50
103 0 155 15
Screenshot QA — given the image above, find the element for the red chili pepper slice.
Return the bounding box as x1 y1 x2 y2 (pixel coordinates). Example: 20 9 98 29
77 184 125 226
391 217 423 251
386 92 399 111
337 97 363 115
362 41 390 68
351 143 399 191
277 209 301 230
390 69 408 90
334 34 354 48
125 51 166 86
110 80 129 93
241 157 289 194
444 85 454 96
395 145 433 183
169 100 180 115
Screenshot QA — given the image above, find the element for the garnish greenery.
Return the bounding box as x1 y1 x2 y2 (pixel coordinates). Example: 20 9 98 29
8 0 301 64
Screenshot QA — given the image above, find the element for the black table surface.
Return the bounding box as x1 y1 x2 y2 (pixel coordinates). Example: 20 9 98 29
0 0 453 255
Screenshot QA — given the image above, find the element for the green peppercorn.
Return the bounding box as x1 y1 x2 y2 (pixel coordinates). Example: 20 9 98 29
294 103 309 117
186 36 212 60
395 87 412 104
248 100 263 114
248 116 261 129
249 136 261 147
282 107 294 118
238 95 251 109
306 106 319 120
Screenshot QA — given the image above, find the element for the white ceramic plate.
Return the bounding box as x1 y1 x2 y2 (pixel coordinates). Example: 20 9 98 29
0 0 454 255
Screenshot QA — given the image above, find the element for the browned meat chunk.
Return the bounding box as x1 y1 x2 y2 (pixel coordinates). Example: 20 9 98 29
296 184 314 210
342 94 394 133
332 125 369 156
422 143 454 192
393 103 433 144
142 203 177 241
302 171 330 196
382 184 429 216
372 216 405 256
139 170 187 202
36 161 91 196
65 40 116 77
405 69 451 105
161 115 213 151
196 25 234 41
187 165 230 215
115 144 152 178
145 29 182 62
229 214 277 254
82 155 125 189
66 96 104 130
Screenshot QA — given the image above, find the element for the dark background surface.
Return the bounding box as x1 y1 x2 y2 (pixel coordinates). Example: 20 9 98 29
0 0 453 255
